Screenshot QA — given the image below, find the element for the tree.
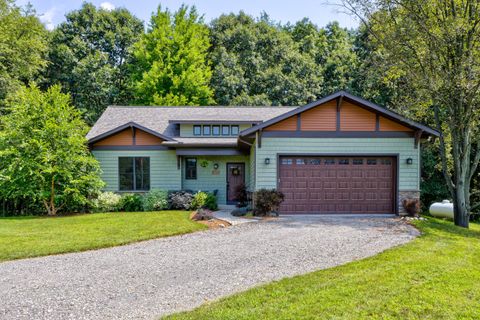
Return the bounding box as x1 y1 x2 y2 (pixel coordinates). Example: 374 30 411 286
0 0 48 108
45 3 143 124
130 5 214 105
210 12 322 106
0 85 104 215
344 0 480 228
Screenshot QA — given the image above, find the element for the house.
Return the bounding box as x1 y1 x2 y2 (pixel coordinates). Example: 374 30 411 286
87 91 439 215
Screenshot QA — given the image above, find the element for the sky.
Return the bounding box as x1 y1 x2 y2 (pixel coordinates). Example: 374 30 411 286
17 0 359 31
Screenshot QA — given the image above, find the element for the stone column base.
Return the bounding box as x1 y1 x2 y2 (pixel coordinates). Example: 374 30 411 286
398 190 420 216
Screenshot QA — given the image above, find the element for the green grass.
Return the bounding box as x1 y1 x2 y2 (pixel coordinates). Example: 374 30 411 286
0 211 206 262
168 218 480 320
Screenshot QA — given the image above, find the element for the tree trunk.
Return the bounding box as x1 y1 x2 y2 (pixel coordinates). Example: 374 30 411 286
453 189 469 228
43 176 57 216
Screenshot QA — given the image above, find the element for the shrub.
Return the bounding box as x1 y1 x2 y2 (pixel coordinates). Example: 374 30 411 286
119 193 143 212
94 192 121 212
191 191 208 210
234 183 248 208
168 191 194 210
204 192 218 211
142 189 168 211
402 198 420 217
191 191 218 210
253 189 285 216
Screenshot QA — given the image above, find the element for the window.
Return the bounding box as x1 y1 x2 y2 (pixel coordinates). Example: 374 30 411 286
119 157 150 191
367 159 377 165
281 158 293 165
193 125 201 136
381 159 392 165
353 159 363 165
325 159 335 165
339 159 349 165
296 158 306 165
203 125 211 136
185 158 197 179
222 125 230 135
309 159 322 165
212 125 220 136
231 125 239 135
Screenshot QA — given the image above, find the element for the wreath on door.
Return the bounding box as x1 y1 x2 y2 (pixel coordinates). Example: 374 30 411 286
231 167 240 176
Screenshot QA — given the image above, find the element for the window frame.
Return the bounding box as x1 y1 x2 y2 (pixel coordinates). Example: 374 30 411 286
118 157 150 191
203 125 211 136
231 125 239 135
193 125 201 136
185 157 197 180
212 125 220 136
222 125 230 136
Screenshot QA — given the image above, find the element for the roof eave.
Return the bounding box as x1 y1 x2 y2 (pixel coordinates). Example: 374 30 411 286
87 121 175 144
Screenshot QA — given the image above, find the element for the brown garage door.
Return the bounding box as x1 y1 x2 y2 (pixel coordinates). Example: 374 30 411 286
278 156 396 214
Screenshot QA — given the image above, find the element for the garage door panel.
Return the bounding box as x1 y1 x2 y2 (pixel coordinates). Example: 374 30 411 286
279 156 395 214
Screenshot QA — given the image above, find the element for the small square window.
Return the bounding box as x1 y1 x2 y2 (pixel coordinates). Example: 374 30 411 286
353 159 363 165
296 159 306 165
203 125 211 136
339 159 349 165
193 125 201 136
212 125 220 136
231 125 239 135
281 158 293 165
381 159 392 165
367 159 377 165
325 159 335 165
309 159 321 165
222 125 230 135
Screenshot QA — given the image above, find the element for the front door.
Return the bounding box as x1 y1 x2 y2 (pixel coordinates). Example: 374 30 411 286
226 163 245 204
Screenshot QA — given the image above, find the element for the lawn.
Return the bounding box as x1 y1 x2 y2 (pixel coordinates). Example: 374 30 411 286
168 218 480 320
0 211 206 262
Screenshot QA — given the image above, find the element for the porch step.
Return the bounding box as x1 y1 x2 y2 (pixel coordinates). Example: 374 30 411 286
218 204 236 210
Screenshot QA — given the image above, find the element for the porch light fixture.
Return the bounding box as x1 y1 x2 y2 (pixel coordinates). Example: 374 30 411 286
264 158 270 165
213 163 219 170
406 157 413 165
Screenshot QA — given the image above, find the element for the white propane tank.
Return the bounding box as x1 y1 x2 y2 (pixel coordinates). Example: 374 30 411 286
429 200 454 219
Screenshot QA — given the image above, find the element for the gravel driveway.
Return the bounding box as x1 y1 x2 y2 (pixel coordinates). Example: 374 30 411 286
0 215 418 320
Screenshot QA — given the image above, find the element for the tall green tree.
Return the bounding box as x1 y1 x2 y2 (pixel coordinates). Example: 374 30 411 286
210 12 322 106
346 0 480 228
130 5 214 105
45 3 143 124
0 0 48 108
0 85 104 215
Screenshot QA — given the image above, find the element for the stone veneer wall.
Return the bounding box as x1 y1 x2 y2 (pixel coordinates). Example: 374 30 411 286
398 190 420 216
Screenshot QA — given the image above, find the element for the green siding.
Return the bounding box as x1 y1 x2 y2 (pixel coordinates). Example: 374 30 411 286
180 124 252 137
255 137 420 191
182 155 249 205
92 150 181 191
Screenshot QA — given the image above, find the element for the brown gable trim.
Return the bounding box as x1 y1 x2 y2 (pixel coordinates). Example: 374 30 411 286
262 131 414 138
240 91 439 137
169 120 261 124
88 121 174 145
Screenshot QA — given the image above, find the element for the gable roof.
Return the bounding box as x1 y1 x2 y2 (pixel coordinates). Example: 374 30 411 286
239 91 440 137
86 106 296 143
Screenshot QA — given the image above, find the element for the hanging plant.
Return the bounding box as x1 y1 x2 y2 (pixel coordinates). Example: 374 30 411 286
199 159 210 168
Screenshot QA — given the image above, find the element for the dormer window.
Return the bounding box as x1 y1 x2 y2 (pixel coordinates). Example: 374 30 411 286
203 125 211 135
193 125 201 136
212 125 220 136
191 124 241 136
222 125 230 135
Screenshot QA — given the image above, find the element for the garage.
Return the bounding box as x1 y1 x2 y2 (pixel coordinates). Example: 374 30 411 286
278 156 396 214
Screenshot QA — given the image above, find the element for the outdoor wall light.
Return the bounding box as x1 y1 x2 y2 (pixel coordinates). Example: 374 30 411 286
406 157 413 165
264 158 271 165
213 163 219 170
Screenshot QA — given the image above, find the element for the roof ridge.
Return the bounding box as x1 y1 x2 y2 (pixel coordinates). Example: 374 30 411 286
107 105 298 109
